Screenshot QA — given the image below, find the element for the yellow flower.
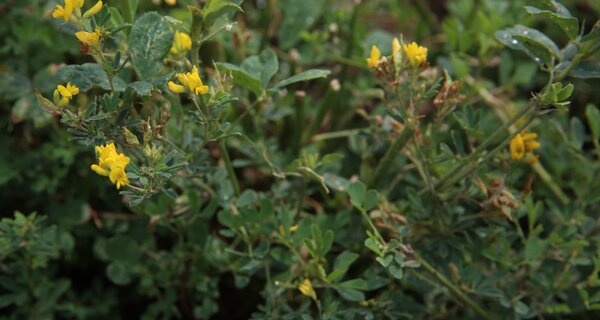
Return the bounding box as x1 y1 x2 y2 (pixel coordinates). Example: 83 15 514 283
83 1 103 19
165 0 177 6
52 5 66 20
298 279 317 300
53 83 79 107
509 133 525 160
75 28 101 47
510 131 540 161
392 37 401 59
53 0 85 22
170 31 192 54
91 143 131 189
169 66 209 95
403 42 428 66
367 45 381 69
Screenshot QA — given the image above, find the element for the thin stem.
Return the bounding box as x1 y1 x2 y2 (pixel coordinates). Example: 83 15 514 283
439 113 537 191
413 253 496 320
369 124 416 187
219 138 241 196
429 103 535 192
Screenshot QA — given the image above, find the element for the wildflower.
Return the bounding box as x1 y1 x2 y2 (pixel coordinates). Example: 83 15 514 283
83 1 103 19
403 42 427 66
392 37 401 59
168 66 209 95
298 279 317 300
52 0 84 22
165 0 177 6
53 83 79 107
91 143 131 189
170 31 192 54
75 28 101 47
366 45 381 69
510 131 540 161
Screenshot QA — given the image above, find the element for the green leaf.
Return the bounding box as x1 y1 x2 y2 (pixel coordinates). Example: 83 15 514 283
524 6 579 39
525 236 548 262
512 34 558 66
569 61 600 79
105 235 139 263
363 190 379 211
347 181 366 208
570 117 585 149
129 12 174 80
376 255 393 268
241 49 278 87
236 189 258 207
388 265 404 279
114 0 138 24
556 83 574 101
34 89 59 116
278 0 322 49
364 238 382 256
203 0 243 29
585 104 600 140
273 69 331 89
338 279 367 290
335 287 365 302
216 62 263 95
106 262 132 285
495 25 560 65
129 81 154 96
320 230 334 257
327 251 359 282
57 63 126 92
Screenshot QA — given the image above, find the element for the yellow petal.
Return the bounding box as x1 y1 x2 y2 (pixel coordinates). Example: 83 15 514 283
66 83 79 96
392 37 400 58
83 1 103 19
91 164 110 176
57 85 72 98
510 134 525 160
168 81 186 93
298 279 317 300
52 5 65 19
64 0 74 21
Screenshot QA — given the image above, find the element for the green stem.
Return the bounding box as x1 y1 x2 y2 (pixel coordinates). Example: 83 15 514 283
439 113 537 191
368 124 416 187
413 253 496 320
219 138 241 196
311 128 368 142
430 104 535 192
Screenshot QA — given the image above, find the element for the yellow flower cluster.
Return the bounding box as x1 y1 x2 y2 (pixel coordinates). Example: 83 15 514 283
298 279 317 300
403 42 428 66
91 143 131 189
53 83 79 107
75 28 101 47
52 0 103 22
170 31 192 54
367 45 381 69
367 38 427 69
168 66 209 95
510 131 541 163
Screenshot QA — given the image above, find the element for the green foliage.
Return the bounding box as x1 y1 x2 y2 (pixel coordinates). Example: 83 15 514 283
1 0 600 319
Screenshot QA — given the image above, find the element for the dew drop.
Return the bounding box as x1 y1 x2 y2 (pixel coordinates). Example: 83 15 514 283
534 57 541 62
512 39 519 44
522 29 529 35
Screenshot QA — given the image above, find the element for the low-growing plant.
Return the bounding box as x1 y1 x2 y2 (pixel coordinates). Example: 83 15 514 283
1 0 600 319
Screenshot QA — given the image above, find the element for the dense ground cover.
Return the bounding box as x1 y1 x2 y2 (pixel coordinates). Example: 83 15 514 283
1 0 599 319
